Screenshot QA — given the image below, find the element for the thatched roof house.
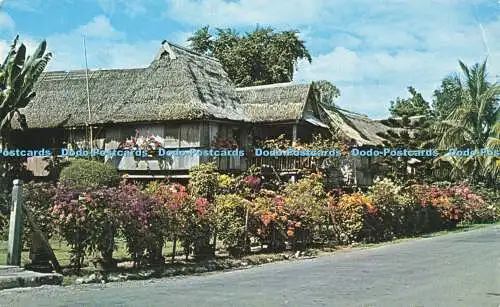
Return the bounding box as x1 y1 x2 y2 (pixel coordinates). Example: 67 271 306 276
13 40 391 182
18 41 246 129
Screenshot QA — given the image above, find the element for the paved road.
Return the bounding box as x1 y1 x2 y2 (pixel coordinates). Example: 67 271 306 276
1 226 499 307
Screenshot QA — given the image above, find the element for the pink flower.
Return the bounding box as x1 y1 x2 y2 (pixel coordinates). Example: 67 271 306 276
195 198 209 216
243 175 261 187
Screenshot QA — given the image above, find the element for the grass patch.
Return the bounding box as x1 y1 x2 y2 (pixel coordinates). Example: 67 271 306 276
0 237 181 267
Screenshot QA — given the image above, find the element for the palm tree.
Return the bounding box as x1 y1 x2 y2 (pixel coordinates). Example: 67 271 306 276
484 121 500 179
436 60 500 184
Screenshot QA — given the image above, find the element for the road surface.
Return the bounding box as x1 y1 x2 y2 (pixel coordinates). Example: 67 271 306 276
1 225 499 307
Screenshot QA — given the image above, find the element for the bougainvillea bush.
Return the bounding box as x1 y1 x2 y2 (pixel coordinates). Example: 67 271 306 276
448 182 497 224
22 182 57 247
328 192 379 244
31 165 498 271
250 192 289 252
114 183 165 267
50 185 120 269
153 183 190 262
282 173 330 248
214 194 250 256
368 178 418 239
180 197 216 260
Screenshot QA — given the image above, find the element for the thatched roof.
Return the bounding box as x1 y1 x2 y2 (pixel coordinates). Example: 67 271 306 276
236 83 391 145
337 109 392 145
15 41 245 129
14 41 392 146
235 83 311 122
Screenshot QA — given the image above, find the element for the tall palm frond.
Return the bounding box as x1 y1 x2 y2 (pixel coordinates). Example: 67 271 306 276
435 59 500 183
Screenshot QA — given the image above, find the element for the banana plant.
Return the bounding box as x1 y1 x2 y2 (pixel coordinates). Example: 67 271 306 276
0 35 52 144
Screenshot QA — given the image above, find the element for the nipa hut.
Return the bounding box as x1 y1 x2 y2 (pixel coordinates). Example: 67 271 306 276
10 40 392 186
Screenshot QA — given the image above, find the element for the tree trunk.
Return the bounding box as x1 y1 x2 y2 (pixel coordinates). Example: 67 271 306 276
171 234 177 264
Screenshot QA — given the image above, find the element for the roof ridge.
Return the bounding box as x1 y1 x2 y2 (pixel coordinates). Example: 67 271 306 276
337 107 369 118
43 67 146 74
235 82 311 91
164 40 222 65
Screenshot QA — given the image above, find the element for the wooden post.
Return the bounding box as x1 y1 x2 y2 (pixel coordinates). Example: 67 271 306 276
7 179 23 266
243 206 249 254
292 124 298 146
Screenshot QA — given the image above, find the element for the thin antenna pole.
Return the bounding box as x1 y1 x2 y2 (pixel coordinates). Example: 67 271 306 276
83 35 93 153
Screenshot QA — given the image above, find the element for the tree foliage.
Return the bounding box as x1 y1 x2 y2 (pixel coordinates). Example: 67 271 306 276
376 115 437 184
313 80 340 106
187 26 312 86
389 86 432 118
432 75 462 120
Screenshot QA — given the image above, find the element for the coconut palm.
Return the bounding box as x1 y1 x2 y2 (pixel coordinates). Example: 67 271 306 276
484 121 500 178
436 60 500 184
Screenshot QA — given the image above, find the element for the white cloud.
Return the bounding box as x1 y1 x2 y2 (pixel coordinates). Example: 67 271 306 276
77 15 123 39
3 0 500 119
163 0 327 26
0 16 159 70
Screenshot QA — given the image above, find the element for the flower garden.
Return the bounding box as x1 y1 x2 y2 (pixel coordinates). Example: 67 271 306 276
5 160 497 278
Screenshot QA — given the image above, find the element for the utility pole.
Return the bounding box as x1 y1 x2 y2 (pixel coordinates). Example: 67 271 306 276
83 35 93 154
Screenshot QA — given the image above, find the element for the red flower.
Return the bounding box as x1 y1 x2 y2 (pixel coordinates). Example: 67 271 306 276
195 198 210 216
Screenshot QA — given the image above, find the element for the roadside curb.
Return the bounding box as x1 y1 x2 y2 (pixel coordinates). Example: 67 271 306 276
0 266 63 291
73 252 315 285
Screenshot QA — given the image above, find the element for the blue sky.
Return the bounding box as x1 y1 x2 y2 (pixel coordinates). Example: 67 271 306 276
1 0 499 118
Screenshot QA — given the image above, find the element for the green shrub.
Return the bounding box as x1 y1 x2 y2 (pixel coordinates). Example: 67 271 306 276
59 159 120 190
188 163 219 201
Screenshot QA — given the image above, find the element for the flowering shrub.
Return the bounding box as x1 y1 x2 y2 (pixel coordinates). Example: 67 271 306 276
368 178 412 239
22 182 57 247
217 174 237 194
151 183 189 260
329 192 379 244
50 185 119 268
119 130 165 153
214 194 250 256
180 197 216 260
282 173 329 247
113 183 164 267
409 185 457 231
250 193 289 251
449 182 497 224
